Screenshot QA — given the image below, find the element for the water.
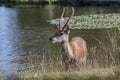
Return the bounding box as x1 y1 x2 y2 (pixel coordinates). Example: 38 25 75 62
0 6 20 79
0 5 119 79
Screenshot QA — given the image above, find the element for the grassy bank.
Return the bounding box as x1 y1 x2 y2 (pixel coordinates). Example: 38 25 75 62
14 65 120 80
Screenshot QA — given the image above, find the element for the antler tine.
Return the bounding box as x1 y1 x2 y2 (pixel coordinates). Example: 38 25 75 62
59 7 65 30
60 7 65 20
63 7 74 27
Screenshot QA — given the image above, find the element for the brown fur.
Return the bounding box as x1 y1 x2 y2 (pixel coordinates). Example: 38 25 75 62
70 37 87 62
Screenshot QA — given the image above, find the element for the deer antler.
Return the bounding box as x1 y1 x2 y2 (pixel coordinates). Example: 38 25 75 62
59 7 65 30
63 7 74 29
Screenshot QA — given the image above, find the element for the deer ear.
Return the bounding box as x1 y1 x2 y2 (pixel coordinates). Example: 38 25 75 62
62 25 70 34
62 25 69 31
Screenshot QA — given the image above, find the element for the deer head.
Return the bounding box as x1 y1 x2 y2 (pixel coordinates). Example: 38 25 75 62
49 7 74 43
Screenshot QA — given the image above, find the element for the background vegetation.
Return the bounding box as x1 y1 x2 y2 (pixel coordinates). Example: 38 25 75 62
0 0 120 6
0 0 83 5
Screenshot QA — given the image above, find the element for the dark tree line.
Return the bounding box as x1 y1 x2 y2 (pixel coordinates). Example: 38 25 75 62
0 0 83 6
0 0 119 6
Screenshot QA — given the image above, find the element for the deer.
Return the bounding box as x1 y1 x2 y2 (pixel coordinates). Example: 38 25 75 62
49 7 87 71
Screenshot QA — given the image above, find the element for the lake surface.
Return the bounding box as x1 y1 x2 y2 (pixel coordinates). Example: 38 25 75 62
0 5 120 79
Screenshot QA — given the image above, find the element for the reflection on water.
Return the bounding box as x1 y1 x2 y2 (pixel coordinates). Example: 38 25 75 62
0 5 119 79
0 6 20 78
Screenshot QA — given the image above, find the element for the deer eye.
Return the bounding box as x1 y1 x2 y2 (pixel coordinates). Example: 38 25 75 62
60 33 64 35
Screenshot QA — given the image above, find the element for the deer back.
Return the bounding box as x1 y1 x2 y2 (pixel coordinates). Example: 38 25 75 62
69 37 87 62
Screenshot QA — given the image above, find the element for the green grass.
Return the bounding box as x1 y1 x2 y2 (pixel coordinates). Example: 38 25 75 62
14 65 120 80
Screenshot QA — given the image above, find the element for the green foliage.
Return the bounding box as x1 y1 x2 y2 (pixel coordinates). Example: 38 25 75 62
0 0 72 4
49 13 120 29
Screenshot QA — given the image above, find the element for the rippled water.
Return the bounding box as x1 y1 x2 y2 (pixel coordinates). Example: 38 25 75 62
0 5 120 79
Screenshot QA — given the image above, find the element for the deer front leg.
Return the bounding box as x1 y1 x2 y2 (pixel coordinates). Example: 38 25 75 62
62 55 71 71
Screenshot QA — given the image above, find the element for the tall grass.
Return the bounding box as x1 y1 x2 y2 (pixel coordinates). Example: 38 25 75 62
12 28 120 80
14 65 120 80
87 28 120 69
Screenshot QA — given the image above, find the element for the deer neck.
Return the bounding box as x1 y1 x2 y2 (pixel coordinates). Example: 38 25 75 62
61 36 73 58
